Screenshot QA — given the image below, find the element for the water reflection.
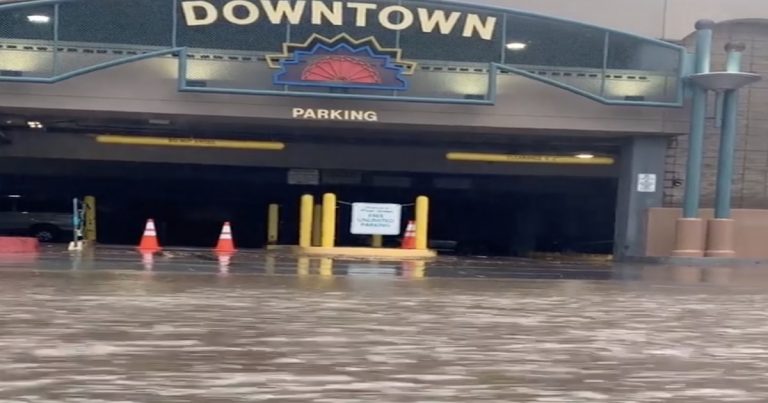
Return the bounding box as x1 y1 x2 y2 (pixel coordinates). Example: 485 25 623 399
217 254 231 277
624 265 762 287
5 249 768 290
141 252 154 272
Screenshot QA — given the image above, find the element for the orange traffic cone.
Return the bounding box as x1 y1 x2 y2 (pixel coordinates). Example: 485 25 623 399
401 220 416 250
215 222 237 255
138 219 161 253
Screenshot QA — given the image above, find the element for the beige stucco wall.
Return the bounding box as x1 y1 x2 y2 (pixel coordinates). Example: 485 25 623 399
0 57 681 136
647 208 768 259
466 0 668 39
663 0 768 40
471 0 768 41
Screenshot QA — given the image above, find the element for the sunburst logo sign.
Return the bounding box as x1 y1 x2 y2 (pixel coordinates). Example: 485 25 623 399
267 34 417 91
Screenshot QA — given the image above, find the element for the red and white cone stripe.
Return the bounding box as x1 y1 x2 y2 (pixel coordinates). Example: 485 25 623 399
220 222 233 240
405 222 416 235
144 220 157 236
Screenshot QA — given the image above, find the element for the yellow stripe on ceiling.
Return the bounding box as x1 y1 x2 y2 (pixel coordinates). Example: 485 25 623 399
446 152 615 165
96 135 285 151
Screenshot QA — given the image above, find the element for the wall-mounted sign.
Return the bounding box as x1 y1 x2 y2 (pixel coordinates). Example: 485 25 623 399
322 170 363 185
637 173 657 193
181 1 497 40
270 33 415 92
287 168 320 185
371 176 412 188
350 203 402 235
292 107 378 122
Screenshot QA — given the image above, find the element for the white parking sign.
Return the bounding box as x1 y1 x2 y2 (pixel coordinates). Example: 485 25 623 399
637 173 657 193
350 203 402 235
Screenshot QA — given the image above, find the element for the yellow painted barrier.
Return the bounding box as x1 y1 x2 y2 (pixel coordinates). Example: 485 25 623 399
371 234 383 248
415 196 429 250
267 204 279 245
299 195 314 248
322 193 337 248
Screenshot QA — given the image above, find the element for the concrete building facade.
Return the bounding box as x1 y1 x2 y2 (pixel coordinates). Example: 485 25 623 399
0 0 765 257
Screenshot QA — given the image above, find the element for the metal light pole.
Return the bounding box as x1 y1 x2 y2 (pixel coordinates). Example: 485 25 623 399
672 20 714 257
683 20 714 219
688 42 761 257
714 44 746 219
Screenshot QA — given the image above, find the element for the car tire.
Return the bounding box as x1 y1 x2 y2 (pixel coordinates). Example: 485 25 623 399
30 224 61 243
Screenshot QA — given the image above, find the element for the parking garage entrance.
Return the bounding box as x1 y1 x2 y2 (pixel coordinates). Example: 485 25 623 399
0 128 620 257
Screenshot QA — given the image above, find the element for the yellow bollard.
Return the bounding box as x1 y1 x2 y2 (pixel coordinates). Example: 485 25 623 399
267 204 279 246
371 234 383 248
321 193 337 248
415 196 429 250
84 196 97 242
312 204 322 247
299 195 314 248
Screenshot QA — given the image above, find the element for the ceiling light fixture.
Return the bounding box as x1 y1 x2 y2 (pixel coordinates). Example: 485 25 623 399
506 42 527 51
575 153 596 159
27 15 51 24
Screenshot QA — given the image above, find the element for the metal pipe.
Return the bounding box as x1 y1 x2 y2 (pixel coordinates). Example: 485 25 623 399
682 20 714 218
714 43 747 219
321 193 337 248
299 195 313 248
415 196 429 250
268 203 280 246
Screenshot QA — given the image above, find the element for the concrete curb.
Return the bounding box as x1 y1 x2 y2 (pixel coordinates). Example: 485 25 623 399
0 237 39 254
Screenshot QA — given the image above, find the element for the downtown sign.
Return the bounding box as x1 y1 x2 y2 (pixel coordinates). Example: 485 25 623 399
182 0 498 41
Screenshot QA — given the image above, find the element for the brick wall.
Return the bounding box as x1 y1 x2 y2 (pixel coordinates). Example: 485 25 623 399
665 22 768 208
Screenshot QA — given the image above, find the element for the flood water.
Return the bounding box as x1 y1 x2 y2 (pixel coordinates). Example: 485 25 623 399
1 252 768 402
